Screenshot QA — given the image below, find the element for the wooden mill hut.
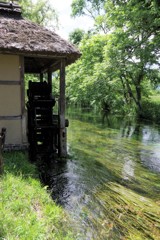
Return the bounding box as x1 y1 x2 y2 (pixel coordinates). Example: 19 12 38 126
0 1 80 159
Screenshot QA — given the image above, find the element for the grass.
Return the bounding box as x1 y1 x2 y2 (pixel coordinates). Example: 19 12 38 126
0 152 76 240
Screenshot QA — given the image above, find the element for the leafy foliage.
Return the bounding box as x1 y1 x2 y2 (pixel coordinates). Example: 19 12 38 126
68 0 160 115
67 35 111 108
104 0 160 111
20 0 58 28
2 0 58 28
69 28 85 45
71 0 107 33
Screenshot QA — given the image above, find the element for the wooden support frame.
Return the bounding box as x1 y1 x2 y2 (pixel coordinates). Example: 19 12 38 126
20 56 25 117
58 58 67 158
47 68 52 93
20 56 26 144
40 73 43 82
0 128 6 175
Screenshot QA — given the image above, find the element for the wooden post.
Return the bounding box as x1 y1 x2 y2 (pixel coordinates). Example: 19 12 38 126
20 56 25 117
0 128 6 175
58 59 67 158
40 73 43 82
0 135 3 175
47 68 52 93
20 56 27 144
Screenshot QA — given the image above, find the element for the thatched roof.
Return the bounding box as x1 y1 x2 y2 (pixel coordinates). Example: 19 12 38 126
0 2 81 73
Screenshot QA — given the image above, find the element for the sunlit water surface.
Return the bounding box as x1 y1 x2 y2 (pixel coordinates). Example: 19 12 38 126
40 109 160 240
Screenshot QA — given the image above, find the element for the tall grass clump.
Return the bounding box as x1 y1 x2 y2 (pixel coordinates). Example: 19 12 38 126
0 152 76 240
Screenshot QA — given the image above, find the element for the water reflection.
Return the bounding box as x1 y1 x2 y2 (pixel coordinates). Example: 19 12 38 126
139 125 160 173
38 160 69 205
122 157 135 180
140 148 160 173
120 120 160 173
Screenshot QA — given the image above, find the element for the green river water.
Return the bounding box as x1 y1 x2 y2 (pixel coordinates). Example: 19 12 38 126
42 108 160 240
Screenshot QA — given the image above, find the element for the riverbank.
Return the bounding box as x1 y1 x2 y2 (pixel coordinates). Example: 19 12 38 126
0 152 76 240
1 109 160 239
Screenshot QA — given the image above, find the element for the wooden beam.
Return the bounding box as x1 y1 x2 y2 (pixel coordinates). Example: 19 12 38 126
0 115 22 120
41 60 60 73
0 80 21 85
58 58 67 158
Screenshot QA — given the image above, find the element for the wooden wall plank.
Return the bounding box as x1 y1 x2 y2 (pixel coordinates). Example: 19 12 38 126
0 115 22 120
0 80 21 85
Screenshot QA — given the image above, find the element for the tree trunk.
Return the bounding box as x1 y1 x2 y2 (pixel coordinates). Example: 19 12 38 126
135 72 144 113
135 85 142 111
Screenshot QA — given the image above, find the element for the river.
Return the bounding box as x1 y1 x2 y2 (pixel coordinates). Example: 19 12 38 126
40 108 160 240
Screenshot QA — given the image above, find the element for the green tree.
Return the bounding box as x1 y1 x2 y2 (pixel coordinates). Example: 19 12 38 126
104 0 160 112
70 0 160 115
69 28 85 45
71 0 107 33
66 34 121 110
5 0 58 28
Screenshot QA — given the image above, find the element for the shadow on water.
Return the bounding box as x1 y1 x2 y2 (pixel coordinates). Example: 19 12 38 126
39 108 160 239
39 154 131 239
39 153 123 206
38 160 70 206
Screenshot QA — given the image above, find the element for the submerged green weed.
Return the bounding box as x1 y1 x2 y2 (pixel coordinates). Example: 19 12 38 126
67 114 160 240
93 183 160 240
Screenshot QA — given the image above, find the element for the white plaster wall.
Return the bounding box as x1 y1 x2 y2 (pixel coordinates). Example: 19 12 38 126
0 85 21 116
0 120 22 144
0 54 20 80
